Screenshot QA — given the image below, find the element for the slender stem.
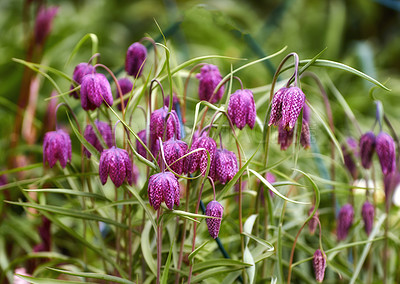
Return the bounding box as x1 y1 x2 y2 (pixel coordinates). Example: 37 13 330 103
140 36 158 76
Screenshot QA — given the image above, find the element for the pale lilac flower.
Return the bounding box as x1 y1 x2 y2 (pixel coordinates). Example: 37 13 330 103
83 120 113 158
359 131 376 169
376 132 396 175
205 200 223 239
337 204 354 241
99 146 133 187
313 249 326 283
80 73 113 111
148 172 180 210
228 89 256 130
361 201 374 236
196 64 225 103
43 129 72 168
125 42 147 78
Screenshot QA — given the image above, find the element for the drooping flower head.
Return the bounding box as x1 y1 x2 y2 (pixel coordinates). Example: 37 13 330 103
308 206 319 235
361 201 374 236
80 73 113 111
337 204 354 241
205 200 224 239
125 42 147 78
34 6 58 45
196 64 225 103
342 137 359 180
69 63 96 99
228 89 256 130
187 133 217 175
376 132 396 175
359 131 376 169
148 172 180 210
160 138 188 175
136 129 148 158
83 120 113 158
116 77 133 111
43 129 72 168
210 149 238 184
313 249 326 283
99 146 133 187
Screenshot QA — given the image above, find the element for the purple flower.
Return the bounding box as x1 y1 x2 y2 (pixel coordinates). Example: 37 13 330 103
269 86 305 129
278 122 294 150
361 201 374 236
34 6 58 45
187 133 217 175
149 106 181 154
342 137 359 180
83 120 113 158
99 146 133 187
359 131 376 169
160 138 188 175
313 249 326 283
43 129 72 168
80 73 113 111
125 42 147 78
0 173 7 186
308 206 319 235
384 171 400 209
211 149 238 184
33 217 51 252
136 129 148 158
205 200 223 239
69 63 95 99
148 172 180 210
376 132 396 175
116 78 133 111
164 93 180 110
228 89 256 130
196 64 225 103
337 204 354 241
300 121 311 149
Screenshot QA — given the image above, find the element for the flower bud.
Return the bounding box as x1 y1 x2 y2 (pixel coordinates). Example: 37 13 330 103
160 138 188 175
34 6 58 45
205 200 224 239
359 131 376 169
187 133 217 175
228 89 256 130
148 172 180 210
211 149 238 184
125 42 147 78
361 201 374 236
69 63 95 99
342 137 359 180
376 132 396 175
136 129 148 158
337 204 354 241
43 129 72 168
196 64 225 103
99 146 133 187
83 120 113 158
116 78 133 111
308 206 319 235
80 73 113 111
313 249 326 283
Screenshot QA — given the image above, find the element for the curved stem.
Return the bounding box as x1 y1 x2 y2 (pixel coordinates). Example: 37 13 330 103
140 36 158 76
208 176 217 200
88 53 100 65
182 63 206 124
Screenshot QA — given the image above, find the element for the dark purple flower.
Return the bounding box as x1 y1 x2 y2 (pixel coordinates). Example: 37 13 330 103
136 129 148 158
43 129 72 168
313 249 326 283
228 89 256 130
116 78 133 111
99 146 133 187
337 204 354 241
69 63 95 99
205 200 223 239
196 64 225 103
211 149 238 184
376 132 396 175
80 73 113 111
342 137 359 180
160 138 188 175
149 106 181 154
308 206 319 235
269 86 305 129
359 131 376 169
361 201 374 236
34 6 58 45
125 42 147 78
384 171 400 209
164 93 180 110
187 133 217 175
278 122 294 150
0 174 7 186
83 120 113 158
148 172 180 210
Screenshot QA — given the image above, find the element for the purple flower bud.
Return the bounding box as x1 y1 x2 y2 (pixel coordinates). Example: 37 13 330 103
148 172 180 210
337 204 354 241
70 63 95 99
116 78 133 111
313 249 326 283
80 73 113 111
160 138 188 175
125 42 147 78
361 201 374 236
269 87 305 129
342 137 359 180
34 6 58 45
136 129 148 158
187 133 217 175
359 132 376 169
376 132 396 175
278 122 294 150
83 120 113 158
211 149 238 184
99 146 133 187
196 64 225 103
300 122 311 149
149 106 181 154
43 129 72 168
228 89 256 130
384 171 400 209
308 206 319 235
205 200 223 239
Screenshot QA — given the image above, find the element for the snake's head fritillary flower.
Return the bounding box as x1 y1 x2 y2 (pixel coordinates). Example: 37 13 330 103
164 93 180 110
99 146 133 188
187 133 217 175
337 204 354 241
342 137 359 180
125 42 147 78
376 132 396 175
278 122 294 150
205 200 224 239
196 64 225 103
313 249 326 283
160 138 188 175
228 89 256 130
361 201 374 236
359 131 376 169
115 78 133 111
80 73 113 111
43 129 72 168
83 120 113 158
136 129 148 158
211 149 238 184
308 206 319 235
148 172 180 210
69 63 95 99
34 6 58 46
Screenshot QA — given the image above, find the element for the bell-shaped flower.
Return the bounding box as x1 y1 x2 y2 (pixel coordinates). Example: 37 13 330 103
313 249 326 283
99 146 133 187
34 5 58 45
211 149 238 184
342 137 359 180
361 201 374 236
359 131 376 169
125 42 147 78
205 200 223 239
160 138 188 175
80 73 113 111
148 172 180 210
187 133 217 175
43 129 72 168
69 63 95 99
228 89 256 130
337 204 354 241
196 64 224 103
278 122 294 150
376 132 396 175
136 129 148 158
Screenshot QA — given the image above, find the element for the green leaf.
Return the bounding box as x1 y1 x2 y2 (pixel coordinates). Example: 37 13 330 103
24 189 110 201
241 232 274 251
193 259 252 273
244 246 255 284
0 163 42 176
15 275 88 284
66 33 99 66
190 267 241 283
141 220 157 276
160 242 174 284
188 240 210 263
47 268 134 284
